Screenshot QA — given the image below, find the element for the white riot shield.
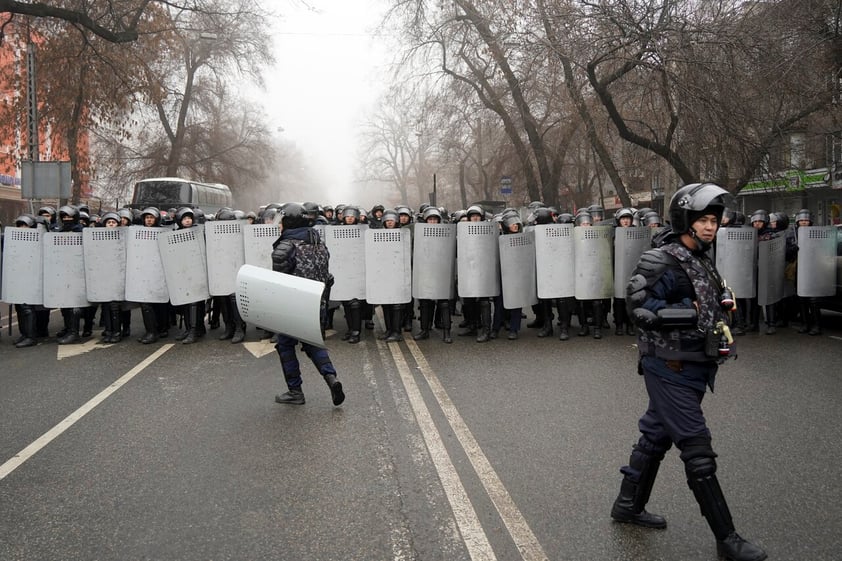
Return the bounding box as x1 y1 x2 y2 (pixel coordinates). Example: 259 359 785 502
499 231 538 309
797 226 837 297
205 221 245 296
1 227 43 305
365 228 412 304
158 227 210 306
412 223 456 300
325 225 366 301
125 227 169 303
83 228 127 302
534 224 575 299
757 234 786 306
235 264 325 348
43 232 89 308
574 226 613 300
243 224 281 270
457 221 501 298
715 228 757 298
614 227 650 298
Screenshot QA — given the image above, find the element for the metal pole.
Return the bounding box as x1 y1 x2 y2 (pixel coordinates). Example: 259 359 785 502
26 40 38 163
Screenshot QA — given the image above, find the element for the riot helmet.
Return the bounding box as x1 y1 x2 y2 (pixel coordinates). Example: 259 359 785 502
642 212 663 227
732 211 746 226
101 212 121 227
574 211 593 227
396 205 413 225
175 207 195 228
466 205 484 221
59 205 79 223
216 208 237 221
381 209 399 228
117 208 133 226
502 213 523 233
588 204 605 222
556 212 574 224
141 207 161 227
281 202 310 230
246 211 257 223
38 205 57 223
343 206 361 225
422 207 442 223
749 209 769 229
451 210 467 222
193 208 206 224
668 183 731 232
15 214 36 228
769 211 789 231
614 207 634 227
533 207 555 225
795 208 813 226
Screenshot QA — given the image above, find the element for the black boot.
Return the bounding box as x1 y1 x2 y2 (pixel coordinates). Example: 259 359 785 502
347 300 362 344
592 301 603 339
120 309 131 338
385 305 404 342
15 305 38 348
138 304 159 344
229 295 246 343
763 305 776 335
57 309 82 345
557 299 571 341
808 301 822 335
324 374 345 406
182 303 200 344
476 299 492 343
218 297 235 340
688 472 767 561
106 302 122 343
440 300 453 344
537 300 554 337
611 451 666 529
275 389 305 405
100 304 115 343
414 300 433 340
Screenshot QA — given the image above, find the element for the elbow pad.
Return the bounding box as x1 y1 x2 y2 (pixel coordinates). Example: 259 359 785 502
626 274 648 308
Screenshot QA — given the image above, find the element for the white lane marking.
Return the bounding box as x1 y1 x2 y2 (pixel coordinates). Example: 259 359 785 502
57 337 111 360
382 338 498 561
0 344 175 481
243 339 277 358
405 338 550 561
830 335 842 341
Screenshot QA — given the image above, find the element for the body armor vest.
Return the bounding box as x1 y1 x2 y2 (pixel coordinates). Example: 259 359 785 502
637 242 725 362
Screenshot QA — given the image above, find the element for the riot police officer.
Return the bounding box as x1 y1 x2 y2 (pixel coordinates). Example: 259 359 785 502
610 183 766 561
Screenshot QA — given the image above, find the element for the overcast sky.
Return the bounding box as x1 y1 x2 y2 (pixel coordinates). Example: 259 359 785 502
261 0 392 203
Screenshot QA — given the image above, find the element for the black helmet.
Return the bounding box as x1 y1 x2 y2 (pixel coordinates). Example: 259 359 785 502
732 211 746 226
574 211 592 226
15 214 36 228
117 208 133 225
193 208 206 224
175 207 195 226
78 211 91 226
141 207 161 226
233 210 245 220
794 208 813 226
451 209 467 222
422 207 442 222
59 205 79 221
556 212 574 224
78 204 90 215
533 207 555 225
281 202 310 230
770 211 789 231
749 209 769 228
668 183 732 233
100 211 121 226
642 212 663 227
302 201 321 222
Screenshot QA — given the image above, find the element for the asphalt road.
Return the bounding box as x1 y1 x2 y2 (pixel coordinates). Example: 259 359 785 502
1 307 840 561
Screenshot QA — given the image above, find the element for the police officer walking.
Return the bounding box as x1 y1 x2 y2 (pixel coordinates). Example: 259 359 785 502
610 183 766 561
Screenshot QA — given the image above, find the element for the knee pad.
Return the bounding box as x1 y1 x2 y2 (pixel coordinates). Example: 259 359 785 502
680 435 718 478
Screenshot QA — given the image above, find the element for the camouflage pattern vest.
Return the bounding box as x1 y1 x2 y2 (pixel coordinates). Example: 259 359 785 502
637 242 726 362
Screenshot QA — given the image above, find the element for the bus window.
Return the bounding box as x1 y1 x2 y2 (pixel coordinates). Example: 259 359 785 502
132 180 191 207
